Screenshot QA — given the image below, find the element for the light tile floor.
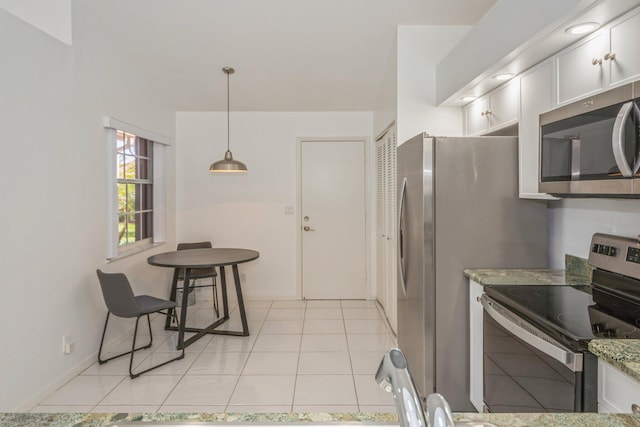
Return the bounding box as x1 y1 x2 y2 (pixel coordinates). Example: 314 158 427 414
32 299 398 414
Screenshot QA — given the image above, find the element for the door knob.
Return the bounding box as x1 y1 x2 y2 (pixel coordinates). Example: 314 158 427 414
303 226 315 232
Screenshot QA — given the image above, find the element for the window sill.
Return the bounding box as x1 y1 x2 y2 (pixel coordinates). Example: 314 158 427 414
107 242 166 263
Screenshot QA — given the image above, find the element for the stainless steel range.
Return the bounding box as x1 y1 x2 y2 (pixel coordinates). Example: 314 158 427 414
481 233 640 413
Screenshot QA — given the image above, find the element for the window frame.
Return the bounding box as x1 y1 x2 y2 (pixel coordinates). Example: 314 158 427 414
104 117 170 260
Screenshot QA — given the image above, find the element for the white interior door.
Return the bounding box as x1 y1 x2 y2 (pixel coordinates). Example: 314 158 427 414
300 139 366 299
375 128 397 332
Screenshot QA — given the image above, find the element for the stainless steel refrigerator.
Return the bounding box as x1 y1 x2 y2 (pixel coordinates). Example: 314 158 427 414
396 133 548 411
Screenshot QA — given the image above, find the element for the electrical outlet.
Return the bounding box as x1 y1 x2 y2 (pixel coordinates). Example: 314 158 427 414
62 335 74 354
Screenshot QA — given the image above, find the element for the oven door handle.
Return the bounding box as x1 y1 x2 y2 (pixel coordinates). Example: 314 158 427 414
481 294 583 372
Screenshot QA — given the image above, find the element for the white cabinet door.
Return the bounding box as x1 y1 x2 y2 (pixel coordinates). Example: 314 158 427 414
469 279 484 412
464 97 490 136
608 9 640 87
556 31 607 104
598 360 640 413
489 78 519 129
519 59 557 200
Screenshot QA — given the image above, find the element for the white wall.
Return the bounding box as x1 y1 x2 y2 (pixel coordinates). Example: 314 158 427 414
548 199 640 268
0 0 72 44
373 32 397 139
175 111 374 299
0 5 176 411
396 26 470 145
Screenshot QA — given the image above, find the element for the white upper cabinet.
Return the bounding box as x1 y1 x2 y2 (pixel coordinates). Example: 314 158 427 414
489 79 519 127
608 9 640 87
464 79 519 136
557 8 640 105
556 31 607 104
518 59 557 199
464 96 490 136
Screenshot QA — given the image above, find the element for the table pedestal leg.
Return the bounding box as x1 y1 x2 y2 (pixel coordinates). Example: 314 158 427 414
233 264 250 336
219 266 230 320
177 268 191 349
165 263 251 349
165 268 180 329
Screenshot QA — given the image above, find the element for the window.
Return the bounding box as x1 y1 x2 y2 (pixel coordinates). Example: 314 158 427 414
104 117 170 259
117 130 153 248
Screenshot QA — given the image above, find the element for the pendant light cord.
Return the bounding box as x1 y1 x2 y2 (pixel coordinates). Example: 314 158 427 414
226 70 230 152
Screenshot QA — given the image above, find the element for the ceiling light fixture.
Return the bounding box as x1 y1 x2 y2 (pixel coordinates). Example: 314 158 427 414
492 73 514 81
209 66 248 174
565 22 600 35
460 96 477 103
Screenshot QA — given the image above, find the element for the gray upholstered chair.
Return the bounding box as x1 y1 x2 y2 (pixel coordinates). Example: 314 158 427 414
175 241 220 317
96 269 184 378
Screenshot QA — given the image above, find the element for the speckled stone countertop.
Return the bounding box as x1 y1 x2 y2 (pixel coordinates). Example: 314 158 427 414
589 340 640 383
463 268 590 285
464 254 593 286
1 411 640 427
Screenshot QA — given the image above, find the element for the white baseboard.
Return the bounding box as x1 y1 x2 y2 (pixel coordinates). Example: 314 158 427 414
14 327 135 412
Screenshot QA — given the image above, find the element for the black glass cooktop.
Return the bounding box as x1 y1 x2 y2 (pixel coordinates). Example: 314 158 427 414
484 284 640 350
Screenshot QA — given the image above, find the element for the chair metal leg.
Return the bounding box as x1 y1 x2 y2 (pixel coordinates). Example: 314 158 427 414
98 311 152 365
129 311 185 379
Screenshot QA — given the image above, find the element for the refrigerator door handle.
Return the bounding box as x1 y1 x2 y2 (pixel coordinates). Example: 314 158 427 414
398 177 408 296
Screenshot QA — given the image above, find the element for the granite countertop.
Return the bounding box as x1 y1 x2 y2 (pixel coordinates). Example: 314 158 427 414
589 340 640 383
463 268 591 286
2 411 640 427
464 254 593 286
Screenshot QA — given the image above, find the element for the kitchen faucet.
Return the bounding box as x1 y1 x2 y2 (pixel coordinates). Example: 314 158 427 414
376 348 455 427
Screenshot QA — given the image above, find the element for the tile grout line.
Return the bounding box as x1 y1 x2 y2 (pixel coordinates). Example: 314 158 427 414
224 300 272 412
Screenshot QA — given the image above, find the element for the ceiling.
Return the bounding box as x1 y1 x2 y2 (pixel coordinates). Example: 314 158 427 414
78 0 496 111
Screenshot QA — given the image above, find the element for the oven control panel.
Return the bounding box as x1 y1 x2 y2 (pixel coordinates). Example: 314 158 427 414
589 233 640 280
592 243 617 257
627 247 640 264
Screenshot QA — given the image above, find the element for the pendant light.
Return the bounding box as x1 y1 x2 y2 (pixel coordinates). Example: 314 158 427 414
209 66 248 173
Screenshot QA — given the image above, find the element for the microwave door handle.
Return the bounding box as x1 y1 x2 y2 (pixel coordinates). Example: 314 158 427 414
398 177 408 296
612 101 634 177
633 103 640 174
480 295 583 372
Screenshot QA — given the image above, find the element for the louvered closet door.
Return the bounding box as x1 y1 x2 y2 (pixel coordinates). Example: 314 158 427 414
375 128 397 333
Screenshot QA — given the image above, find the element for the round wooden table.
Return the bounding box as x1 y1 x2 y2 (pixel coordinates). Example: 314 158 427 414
148 248 259 349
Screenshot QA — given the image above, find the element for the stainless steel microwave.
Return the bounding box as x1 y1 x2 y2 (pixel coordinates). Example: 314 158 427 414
539 81 640 197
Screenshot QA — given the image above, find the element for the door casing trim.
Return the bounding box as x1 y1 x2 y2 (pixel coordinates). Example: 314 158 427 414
295 137 373 300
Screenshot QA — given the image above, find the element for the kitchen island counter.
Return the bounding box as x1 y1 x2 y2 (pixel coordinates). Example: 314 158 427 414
2 411 640 427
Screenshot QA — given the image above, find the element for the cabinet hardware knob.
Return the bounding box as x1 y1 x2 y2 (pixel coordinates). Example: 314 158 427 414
592 57 602 65
632 403 639 414
481 110 491 116
476 296 481 303
604 52 616 61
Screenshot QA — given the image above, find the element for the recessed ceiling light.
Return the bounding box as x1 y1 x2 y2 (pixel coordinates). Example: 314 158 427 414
565 22 600 35
493 73 514 81
460 96 477 102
